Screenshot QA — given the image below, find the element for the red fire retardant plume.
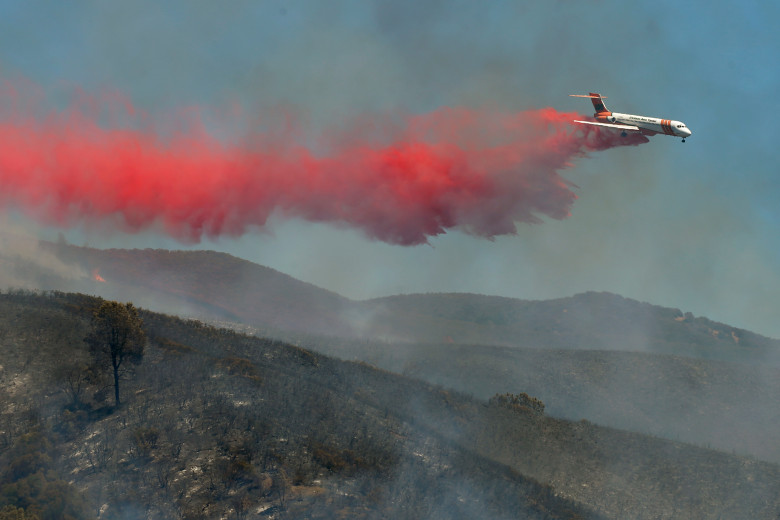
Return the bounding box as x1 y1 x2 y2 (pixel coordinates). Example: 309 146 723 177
0 85 648 245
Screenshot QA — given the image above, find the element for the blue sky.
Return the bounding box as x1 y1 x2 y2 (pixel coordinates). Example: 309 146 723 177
2 1 780 337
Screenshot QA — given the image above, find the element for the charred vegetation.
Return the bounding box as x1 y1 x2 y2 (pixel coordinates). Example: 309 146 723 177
0 291 778 519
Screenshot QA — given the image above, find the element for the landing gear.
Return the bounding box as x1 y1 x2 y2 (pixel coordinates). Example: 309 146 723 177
621 131 627 137
681 138 686 143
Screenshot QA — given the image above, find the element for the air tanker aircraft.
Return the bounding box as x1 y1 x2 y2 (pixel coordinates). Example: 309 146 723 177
570 93 692 142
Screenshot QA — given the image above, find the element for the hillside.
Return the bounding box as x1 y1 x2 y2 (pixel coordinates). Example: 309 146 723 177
1 291 598 519
1 291 778 519
4 240 780 466
311 339 780 462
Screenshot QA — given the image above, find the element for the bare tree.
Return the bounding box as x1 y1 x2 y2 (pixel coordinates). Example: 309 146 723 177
84 301 146 407
56 363 98 409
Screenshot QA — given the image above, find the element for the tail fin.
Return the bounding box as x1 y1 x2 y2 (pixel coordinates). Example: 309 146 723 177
569 93 610 114
589 93 609 114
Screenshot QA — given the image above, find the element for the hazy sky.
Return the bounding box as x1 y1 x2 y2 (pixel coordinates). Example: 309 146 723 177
2 1 779 337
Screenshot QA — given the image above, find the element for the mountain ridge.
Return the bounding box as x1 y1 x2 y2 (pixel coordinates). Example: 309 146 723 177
20 240 780 361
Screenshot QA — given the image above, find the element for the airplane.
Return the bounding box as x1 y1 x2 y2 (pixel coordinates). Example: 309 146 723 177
570 93 692 142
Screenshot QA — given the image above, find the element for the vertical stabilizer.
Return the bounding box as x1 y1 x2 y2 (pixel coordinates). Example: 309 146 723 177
589 93 609 114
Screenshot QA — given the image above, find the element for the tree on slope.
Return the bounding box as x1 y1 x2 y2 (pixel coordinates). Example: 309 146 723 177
85 301 146 407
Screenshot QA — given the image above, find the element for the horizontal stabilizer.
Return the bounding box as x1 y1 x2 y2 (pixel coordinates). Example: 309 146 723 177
573 120 640 131
569 94 608 99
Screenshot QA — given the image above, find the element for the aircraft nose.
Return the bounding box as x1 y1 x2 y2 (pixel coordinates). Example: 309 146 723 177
683 127 692 137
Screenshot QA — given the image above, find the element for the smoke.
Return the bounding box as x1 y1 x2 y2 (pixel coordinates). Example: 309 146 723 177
0 225 88 289
0 82 647 245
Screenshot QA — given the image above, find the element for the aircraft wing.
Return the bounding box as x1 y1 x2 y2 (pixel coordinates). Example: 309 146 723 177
573 120 640 131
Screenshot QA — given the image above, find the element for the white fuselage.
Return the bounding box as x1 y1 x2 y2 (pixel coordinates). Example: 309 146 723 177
601 112 692 139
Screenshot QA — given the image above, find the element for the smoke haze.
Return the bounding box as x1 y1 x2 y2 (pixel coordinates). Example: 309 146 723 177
0 223 87 289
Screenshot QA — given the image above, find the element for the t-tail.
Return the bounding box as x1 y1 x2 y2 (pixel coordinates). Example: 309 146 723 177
569 93 610 116
588 93 609 115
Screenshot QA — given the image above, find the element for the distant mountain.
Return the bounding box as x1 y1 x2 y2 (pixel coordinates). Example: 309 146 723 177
1 292 778 519
23 241 780 366
359 291 780 363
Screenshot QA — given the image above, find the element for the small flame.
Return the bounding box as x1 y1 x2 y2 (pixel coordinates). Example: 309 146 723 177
92 269 106 283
